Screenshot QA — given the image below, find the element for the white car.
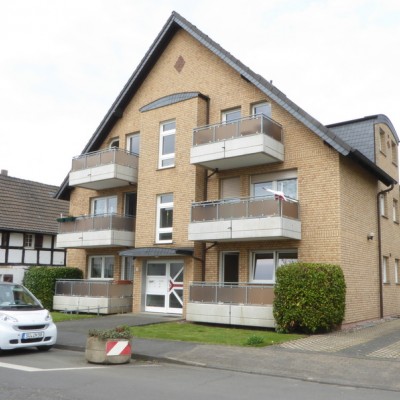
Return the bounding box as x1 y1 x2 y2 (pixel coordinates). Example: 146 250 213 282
0 282 57 351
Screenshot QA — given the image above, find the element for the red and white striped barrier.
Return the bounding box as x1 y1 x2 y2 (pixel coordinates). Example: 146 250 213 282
106 340 131 356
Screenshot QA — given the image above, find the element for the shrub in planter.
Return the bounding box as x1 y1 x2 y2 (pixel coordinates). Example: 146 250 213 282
86 326 133 364
273 263 346 334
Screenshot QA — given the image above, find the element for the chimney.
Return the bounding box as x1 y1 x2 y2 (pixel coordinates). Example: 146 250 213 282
1 169 8 176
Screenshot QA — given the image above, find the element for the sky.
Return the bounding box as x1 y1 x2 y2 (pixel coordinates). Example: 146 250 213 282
0 0 399 186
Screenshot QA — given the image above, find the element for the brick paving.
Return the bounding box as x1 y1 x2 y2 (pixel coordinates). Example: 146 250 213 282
279 317 400 359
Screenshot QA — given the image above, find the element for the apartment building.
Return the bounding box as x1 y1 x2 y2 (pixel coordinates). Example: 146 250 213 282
0 170 69 283
56 12 400 327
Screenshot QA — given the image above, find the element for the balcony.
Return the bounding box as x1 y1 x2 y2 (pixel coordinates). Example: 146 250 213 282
188 196 301 241
69 148 139 190
56 214 135 248
53 279 133 314
187 282 275 328
190 115 284 170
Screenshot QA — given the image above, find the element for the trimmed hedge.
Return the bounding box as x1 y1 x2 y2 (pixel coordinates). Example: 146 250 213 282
273 263 346 334
23 266 83 310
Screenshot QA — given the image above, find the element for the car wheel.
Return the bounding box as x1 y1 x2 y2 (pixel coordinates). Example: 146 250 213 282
37 345 53 352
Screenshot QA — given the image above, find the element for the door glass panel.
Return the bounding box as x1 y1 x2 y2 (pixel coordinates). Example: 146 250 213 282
170 263 183 281
147 263 166 276
223 109 241 122
146 295 165 307
253 103 271 118
169 290 183 309
223 253 239 283
128 134 140 155
254 182 273 197
104 257 114 278
277 179 297 200
90 257 102 278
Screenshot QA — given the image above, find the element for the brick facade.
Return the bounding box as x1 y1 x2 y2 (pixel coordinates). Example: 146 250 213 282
58 13 400 326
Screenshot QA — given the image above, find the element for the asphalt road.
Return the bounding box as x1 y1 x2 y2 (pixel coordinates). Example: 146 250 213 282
1 348 400 400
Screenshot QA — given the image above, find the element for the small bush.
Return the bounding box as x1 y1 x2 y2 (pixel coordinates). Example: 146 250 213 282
273 263 346 334
23 266 83 310
244 335 265 346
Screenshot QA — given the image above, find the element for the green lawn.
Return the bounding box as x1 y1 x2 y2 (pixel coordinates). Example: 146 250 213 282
51 311 98 323
130 321 305 347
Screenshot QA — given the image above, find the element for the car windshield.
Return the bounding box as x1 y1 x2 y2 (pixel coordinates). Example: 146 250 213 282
0 284 43 310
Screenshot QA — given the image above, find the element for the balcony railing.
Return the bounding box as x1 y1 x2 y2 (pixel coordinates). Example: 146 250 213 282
193 114 283 146
191 196 299 222
55 279 133 297
189 282 275 305
71 148 138 172
54 279 133 314
58 214 135 234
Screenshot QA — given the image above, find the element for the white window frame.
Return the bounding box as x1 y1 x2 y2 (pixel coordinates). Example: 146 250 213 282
156 194 173 243
24 233 34 249
91 195 117 216
395 259 399 284
393 199 398 222
252 171 298 201
379 194 387 217
250 250 297 284
88 255 115 280
159 120 176 169
127 132 140 155
252 102 271 118
382 256 389 284
222 108 241 123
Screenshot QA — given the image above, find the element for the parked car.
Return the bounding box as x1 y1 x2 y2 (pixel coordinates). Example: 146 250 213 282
0 282 57 351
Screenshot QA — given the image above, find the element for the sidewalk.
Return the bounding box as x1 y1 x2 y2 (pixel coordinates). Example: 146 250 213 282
55 313 400 392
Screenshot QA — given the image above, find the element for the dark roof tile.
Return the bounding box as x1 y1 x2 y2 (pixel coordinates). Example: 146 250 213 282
0 174 69 234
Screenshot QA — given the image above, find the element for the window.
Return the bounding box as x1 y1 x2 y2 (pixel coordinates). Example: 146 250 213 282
89 256 114 279
393 199 398 222
24 234 34 248
125 193 137 217
122 257 134 281
382 256 389 284
379 129 386 154
222 108 241 123
127 133 140 155
395 259 399 284
110 138 119 148
254 178 297 200
221 177 241 199
92 196 117 216
1 232 8 247
159 121 176 168
379 194 387 217
252 102 271 118
34 234 43 249
251 250 297 283
156 194 173 243
392 140 398 165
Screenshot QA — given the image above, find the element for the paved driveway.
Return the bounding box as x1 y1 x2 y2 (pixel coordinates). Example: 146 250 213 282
279 317 400 359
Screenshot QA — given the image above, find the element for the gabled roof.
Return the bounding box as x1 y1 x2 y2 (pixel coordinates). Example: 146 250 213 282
0 173 69 235
56 11 396 199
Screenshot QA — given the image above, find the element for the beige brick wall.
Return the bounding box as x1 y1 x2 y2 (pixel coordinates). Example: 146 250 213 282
63 27 400 324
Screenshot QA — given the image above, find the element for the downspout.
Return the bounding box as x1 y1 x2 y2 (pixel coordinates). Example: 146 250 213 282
201 96 211 282
377 183 394 318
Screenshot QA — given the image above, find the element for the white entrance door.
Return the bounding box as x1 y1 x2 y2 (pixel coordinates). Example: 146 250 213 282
145 261 184 314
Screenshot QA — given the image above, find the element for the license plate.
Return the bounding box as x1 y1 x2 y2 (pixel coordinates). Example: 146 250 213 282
22 332 44 339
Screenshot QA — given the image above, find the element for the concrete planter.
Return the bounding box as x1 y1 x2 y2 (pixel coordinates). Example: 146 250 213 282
85 337 132 364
